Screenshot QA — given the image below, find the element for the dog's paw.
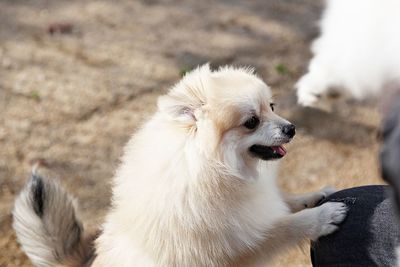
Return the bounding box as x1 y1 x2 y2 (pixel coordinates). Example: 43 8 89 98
319 186 336 196
311 186 336 206
296 73 327 107
297 90 320 107
310 202 348 241
300 186 336 209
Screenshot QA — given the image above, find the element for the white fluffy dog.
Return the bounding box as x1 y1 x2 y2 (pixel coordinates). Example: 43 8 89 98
296 0 400 106
14 65 347 267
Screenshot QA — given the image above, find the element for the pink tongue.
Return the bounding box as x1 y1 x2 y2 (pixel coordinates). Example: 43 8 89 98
271 145 286 156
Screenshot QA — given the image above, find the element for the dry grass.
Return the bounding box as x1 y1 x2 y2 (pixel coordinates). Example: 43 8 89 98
0 0 383 266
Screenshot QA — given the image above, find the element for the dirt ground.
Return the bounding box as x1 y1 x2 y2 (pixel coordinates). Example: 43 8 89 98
0 0 384 266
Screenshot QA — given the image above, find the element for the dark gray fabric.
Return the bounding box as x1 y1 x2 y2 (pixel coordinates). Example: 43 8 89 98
369 198 400 266
381 95 400 212
311 185 400 267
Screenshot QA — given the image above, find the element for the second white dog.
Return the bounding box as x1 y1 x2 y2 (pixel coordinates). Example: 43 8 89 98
297 0 400 106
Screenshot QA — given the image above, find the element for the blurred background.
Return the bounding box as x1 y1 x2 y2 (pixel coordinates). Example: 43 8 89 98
0 0 383 266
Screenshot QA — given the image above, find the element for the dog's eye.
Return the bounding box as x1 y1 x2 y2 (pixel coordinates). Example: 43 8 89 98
244 116 260 130
270 103 275 112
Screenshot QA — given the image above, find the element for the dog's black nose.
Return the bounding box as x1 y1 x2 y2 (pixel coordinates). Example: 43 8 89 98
282 124 296 138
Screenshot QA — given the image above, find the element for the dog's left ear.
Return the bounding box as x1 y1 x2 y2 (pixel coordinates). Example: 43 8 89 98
158 95 199 125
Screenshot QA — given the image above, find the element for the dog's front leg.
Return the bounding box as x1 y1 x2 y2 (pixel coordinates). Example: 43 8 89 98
284 186 336 212
243 201 347 267
276 201 347 241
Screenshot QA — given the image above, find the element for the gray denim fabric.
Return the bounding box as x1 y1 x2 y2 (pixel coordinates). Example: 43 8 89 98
311 185 400 267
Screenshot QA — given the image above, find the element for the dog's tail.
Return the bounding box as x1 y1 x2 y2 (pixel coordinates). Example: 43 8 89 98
12 171 97 267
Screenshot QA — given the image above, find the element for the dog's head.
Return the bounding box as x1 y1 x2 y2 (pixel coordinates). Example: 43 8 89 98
158 64 295 176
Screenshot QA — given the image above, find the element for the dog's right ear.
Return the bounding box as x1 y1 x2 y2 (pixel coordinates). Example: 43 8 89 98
158 64 210 125
158 95 198 125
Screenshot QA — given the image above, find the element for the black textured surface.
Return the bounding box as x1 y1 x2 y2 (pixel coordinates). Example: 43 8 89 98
311 185 400 267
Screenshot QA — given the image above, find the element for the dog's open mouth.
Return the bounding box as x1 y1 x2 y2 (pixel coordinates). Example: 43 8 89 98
249 145 287 160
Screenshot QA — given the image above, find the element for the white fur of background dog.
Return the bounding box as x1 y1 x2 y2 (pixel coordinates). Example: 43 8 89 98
296 0 400 106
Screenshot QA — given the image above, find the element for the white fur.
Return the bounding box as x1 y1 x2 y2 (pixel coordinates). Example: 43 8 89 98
297 0 400 106
93 65 347 267
13 173 84 267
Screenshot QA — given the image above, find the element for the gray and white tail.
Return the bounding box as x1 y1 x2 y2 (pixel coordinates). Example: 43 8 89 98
12 172 96 267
